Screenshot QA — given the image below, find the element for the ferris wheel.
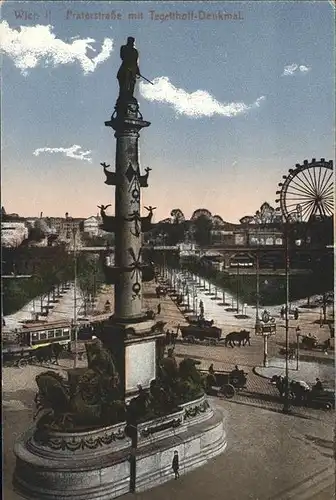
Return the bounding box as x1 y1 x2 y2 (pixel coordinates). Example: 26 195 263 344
276 158 334 222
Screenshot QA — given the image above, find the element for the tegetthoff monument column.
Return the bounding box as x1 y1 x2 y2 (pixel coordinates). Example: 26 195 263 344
98 36 160 398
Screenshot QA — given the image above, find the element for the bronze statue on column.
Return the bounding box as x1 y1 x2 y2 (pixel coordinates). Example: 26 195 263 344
117 37 140 100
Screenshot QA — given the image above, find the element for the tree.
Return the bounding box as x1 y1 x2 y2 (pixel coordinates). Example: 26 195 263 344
239 215 254 225
191 209 212 222
170 209 185 225
77 255 105 316
193 214 213 246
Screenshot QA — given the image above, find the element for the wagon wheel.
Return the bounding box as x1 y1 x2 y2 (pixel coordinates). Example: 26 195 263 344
17 358 28 368
276 158 334 222
231 376 240 386
221 384 235 399
78 351 87 362
29 355 37 365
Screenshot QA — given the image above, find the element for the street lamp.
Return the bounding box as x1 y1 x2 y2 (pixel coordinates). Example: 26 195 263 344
255 253 260 331
236 262 240 313
296 326 301 371
283 224 291 414
73 228 78 368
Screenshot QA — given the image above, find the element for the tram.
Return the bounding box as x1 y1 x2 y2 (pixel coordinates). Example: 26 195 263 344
15 320 72 350
3 320 73 367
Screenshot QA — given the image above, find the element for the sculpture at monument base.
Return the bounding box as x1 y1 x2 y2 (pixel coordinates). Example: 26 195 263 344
33 340 126 433
127 350 205 424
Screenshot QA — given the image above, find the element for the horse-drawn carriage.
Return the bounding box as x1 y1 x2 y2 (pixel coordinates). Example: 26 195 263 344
279 334 333 358
179 324 222 345
3 345 35 368
271 375 335 410
300 334 318 350
199 368 248 398
299 334 333 351
187 317 215 328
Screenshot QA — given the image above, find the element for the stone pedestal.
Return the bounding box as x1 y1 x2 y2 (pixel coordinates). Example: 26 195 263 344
95 319 165 400
13 399 227 499
135 407 227 493
13 422 132 500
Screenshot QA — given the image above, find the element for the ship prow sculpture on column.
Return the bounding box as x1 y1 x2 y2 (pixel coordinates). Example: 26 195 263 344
13 37 228 500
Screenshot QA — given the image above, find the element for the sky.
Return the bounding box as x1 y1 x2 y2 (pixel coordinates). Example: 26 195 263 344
1 1 335 223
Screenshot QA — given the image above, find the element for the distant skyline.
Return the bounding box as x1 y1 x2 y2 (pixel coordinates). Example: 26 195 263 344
1 1 335 223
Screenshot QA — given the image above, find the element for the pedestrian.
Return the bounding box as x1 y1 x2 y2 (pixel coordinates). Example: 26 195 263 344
208 363 215 374
280 306 285 320
157 303 161 315
172 450 179 479
313 378 323 392
294 307 299 320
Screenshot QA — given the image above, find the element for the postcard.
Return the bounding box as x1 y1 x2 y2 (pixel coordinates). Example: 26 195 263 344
1 2 335 500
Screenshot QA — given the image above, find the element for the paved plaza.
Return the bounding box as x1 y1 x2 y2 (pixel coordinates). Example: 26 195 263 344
3 277 335 499
3 368 335 500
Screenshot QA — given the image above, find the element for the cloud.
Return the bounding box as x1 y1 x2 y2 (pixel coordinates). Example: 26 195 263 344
0 21 113 74
139 76 265 118
298 65 311 73
282 63 311 76
33 145 92 162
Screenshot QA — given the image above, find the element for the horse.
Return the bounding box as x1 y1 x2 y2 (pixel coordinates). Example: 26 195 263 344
271 374 297 399
225 330 251 348
271 374 287 397
34 343 64 365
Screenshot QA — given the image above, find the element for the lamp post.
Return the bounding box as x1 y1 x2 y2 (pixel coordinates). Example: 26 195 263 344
73 229 78 368
296 326 301 371
255 253 260 331
283 224 291 414
263 333 269 367
186 286 190 311
236 262 240 313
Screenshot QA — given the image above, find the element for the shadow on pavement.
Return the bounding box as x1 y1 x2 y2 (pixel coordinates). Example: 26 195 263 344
226 398 315 420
